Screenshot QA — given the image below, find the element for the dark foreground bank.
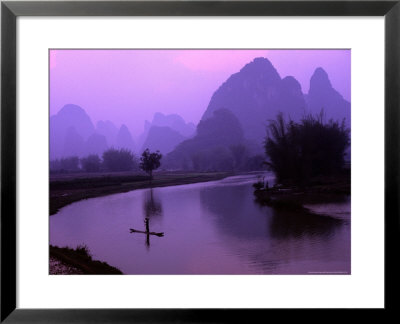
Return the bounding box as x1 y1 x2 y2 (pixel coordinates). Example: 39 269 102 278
50 171 232 215
50 245 123 274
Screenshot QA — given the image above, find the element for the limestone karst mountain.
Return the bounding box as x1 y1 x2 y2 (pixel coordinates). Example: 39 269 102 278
141 126 186 155
115 124 136 153
306 67 351 127
164 109 245 170
84 133 108 156
151 112 196 138
50 58 350 170
50 104 95 159
200 58 349 152
138 112 195 154
201 58 307 148
50 105 136 159
96 120 118 147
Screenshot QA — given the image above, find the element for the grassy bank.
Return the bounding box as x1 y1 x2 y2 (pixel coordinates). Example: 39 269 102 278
50 245 123 274
50 171 232 215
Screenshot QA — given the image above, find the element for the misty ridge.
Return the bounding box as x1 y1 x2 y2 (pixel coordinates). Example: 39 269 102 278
50 57 350 173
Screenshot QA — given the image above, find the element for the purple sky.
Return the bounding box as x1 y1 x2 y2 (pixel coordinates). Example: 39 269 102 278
50 49 350 138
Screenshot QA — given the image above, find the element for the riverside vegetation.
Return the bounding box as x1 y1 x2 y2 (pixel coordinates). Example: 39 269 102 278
254 113 350 210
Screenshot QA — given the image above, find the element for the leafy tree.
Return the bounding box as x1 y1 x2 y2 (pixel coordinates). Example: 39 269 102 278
60 156 80 172
102 148 136 172
264 112 350 183
140 149 162 179
81 154 101 172
50 156 80 173
50 159 61 173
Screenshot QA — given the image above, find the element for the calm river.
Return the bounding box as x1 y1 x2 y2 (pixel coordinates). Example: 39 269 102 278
50 173 351 274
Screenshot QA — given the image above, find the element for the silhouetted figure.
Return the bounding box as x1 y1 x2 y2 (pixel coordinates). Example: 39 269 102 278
143 218 153 248
145 222 150 248
130 206 164 249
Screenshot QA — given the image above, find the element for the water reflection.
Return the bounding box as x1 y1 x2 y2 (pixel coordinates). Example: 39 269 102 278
198 181 349 273
133 188 164 249
143 188 163 219
199 184 343 241
50 174 351 274
200 185 269 239
268 208 343 239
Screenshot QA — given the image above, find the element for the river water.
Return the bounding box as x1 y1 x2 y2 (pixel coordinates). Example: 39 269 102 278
50 173 351 274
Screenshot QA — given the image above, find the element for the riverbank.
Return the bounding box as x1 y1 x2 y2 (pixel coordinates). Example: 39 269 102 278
50 171 232 215
50 245 123 274
50 256 83 274
254 173 350 212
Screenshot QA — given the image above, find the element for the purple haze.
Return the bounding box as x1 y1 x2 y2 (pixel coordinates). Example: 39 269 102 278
50 49 350 138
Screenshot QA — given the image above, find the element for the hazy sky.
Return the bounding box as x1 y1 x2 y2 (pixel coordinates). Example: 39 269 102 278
50 49 350 138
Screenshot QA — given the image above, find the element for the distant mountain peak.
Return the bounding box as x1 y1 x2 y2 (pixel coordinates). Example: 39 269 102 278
57 104 86 116
50 104 96 159
120 124 129 132
96 120 115 128
307 67 350 127
240 57 276 73
309 67 332 91
201 57 298 145
281 76 302 89
115 124 135 152
141 126 186 155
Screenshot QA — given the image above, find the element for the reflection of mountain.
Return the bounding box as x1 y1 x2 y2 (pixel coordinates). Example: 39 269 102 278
268 208 343 239
199 182 344 241
198 181 348 273
199 184 269 239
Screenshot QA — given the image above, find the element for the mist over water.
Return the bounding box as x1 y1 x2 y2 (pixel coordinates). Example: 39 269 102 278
50 173 350 274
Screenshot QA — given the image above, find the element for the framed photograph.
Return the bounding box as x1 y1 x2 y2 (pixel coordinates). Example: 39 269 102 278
1 0 399 321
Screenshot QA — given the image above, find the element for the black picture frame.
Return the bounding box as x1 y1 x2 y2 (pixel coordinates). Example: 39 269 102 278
1 0 399 322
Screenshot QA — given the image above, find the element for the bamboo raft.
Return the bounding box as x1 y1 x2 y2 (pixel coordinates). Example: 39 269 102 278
130 228 164 237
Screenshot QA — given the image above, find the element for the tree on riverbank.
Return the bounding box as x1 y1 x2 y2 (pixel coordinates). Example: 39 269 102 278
50 156 80 173
264 112 350 183
81 154 101 172
102 148 137 172
140 149 162 179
